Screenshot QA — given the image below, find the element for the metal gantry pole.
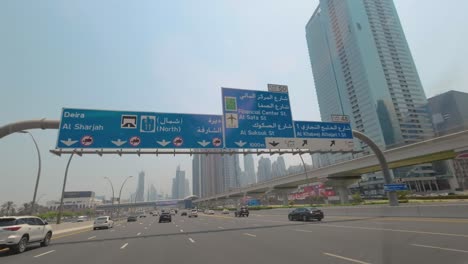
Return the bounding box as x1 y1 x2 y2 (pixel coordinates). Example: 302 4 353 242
298 151 312 206
56 153 75 224
104 177 115 218
18 131 42 215
117 176 133 220
352 130 398 206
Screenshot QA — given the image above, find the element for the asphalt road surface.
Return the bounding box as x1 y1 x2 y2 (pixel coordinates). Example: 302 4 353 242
2 210 468 264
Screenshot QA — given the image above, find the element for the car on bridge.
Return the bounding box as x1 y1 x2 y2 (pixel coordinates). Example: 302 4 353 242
0 216 53 254
288 207 324 222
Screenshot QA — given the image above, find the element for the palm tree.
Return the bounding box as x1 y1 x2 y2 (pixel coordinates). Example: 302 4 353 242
1 201 16 216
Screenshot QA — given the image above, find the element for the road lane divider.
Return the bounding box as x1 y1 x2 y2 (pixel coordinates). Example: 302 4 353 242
137 232 141 236
180 229 184 232
34 250 56 258
314 224 468 238
243 233 256 237
323 252 371 264
120 243 128 249
411 244 468 253
189 238 195 243
87 236 96 240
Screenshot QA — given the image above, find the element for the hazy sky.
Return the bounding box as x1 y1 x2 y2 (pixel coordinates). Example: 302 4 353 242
1 0 467 205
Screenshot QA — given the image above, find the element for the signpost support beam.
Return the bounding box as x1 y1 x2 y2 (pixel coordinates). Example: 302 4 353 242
352 130 398 206
0 119 59 139
57 152 75 224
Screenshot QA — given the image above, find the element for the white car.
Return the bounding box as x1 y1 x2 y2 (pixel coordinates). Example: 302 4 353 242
207 210 215 215
76 216 88 222
93 216 114 230
222 209 230 214
0 216 53 254
188 210 198 218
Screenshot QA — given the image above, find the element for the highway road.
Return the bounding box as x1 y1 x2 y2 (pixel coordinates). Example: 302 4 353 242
1 210 468 264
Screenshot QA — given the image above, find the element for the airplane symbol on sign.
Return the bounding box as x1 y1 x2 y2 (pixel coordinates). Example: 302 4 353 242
269 141 279 147
330 140 336 147
227 114 237 125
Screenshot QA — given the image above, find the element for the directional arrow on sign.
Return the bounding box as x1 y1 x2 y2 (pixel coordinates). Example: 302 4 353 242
268 141 279 147
197 140 210 147
234 140 247 147
157 139 170 147
330 140 336 147
60 138 78 146
111 139 127 147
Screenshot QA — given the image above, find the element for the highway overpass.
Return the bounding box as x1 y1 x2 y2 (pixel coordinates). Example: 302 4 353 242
195 129 468 203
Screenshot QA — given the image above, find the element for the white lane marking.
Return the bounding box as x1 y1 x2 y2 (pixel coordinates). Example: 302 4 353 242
110 230 115 232
180 229 184 232
243 233 256 237
139 223 143 225
189 238 195 243
411 244 468 254
34 250 56 258
176 225 179 227
87 236 96 240
323 252 371 264
137 232 141 236
252 224 260 227
218 226 224 229
120 243 129 249
316 224 468 238
144 227 148 230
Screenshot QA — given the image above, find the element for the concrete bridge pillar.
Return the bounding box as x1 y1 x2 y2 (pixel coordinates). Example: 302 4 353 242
336 185 349 204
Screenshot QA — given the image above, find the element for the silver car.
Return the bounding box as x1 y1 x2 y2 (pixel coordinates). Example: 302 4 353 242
0 216 53 254
93 216 114 230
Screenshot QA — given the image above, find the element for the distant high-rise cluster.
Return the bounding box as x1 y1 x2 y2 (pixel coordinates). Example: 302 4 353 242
272 156 287 178
257 157 272 183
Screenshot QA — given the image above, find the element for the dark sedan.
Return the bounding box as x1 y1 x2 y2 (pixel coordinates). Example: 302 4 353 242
127 215 138 222
159 212 172 223
288 207 324 221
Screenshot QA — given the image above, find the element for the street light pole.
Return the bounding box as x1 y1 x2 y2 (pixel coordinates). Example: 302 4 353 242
104 177 115 217
18 131 42 215
117 176 133 219
56 153 75 224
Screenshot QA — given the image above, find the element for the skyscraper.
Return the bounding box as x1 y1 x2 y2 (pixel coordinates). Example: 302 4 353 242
135 171 145 202
184 179 190 198
243 154 256 185
148 184 158 201
171 166 187 199
257 157 272 182
272 156 287 178
306 0 433 153
192 154 201 197
223 154 242 190
428 90 468 190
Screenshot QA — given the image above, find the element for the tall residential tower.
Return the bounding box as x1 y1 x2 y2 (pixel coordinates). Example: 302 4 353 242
306 0 433 153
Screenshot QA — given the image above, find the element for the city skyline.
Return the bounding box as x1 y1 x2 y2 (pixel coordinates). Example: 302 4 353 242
1 0 467 204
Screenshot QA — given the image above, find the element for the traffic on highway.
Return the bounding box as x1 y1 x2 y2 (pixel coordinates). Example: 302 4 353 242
2 208 468 264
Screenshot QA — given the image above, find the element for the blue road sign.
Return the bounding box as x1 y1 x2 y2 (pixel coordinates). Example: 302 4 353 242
222 87 294 149
56 108 223 149
294 121 353 139
384 184 408 192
